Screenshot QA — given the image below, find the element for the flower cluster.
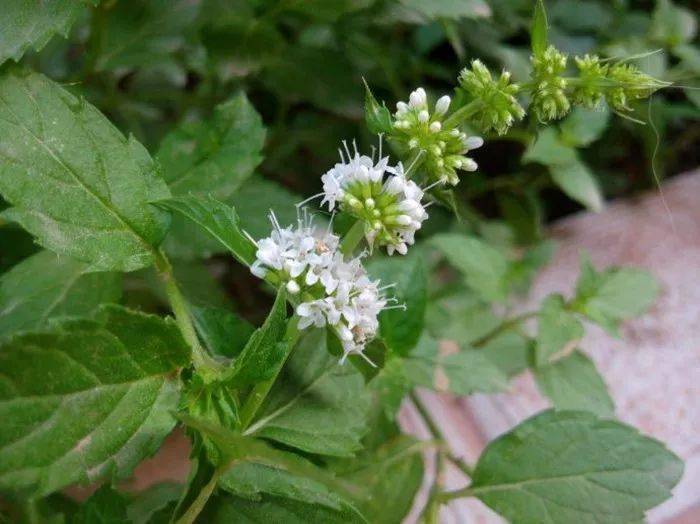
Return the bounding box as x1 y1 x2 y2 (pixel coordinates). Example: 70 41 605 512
320 144 429 255
530 46 570 122
572 54 608 108
458 60 526 135
392 87 483 185
250 212 391 359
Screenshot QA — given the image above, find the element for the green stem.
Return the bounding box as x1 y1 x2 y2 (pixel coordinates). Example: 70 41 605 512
471 311 537 348
437 485 476 503
340 220 366 256
239 317 301 429
175 467 224 524
443 100 483 128
155 251 221 380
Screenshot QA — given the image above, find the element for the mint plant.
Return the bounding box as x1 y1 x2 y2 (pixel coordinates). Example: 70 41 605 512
0 1 689 523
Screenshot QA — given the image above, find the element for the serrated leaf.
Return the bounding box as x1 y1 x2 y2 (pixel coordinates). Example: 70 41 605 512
224 289 288 387
0 69 171 272
0 305 189 496
0 0 92 65
0 250 121 339
367 253 427 355
574 257 659 335
154 195 256 266
72 485 128 524
246 329 371 457
470 410 683 523
550 159 604 212
402 334 508 395
534 350 615 417
535 294 584 366
432 234 510 302
94 0 199 72
531 0 549 57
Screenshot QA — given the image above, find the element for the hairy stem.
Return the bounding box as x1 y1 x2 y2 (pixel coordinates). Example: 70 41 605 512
155 250 222 380
175 467 224 524
239 317 301 429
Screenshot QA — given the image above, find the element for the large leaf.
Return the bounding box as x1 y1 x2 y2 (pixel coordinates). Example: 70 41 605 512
534 350 615 417
432 234 510 302
0 250 121 339
470 410 683 523
367 254 427 355
0 305 189 496
245 329 371 457
154 195 256 266
0 69 171 272
535 293 584 366
0 0 93 65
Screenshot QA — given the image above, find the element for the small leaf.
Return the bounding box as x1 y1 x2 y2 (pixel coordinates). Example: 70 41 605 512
192 306 255 358
224 289 288 387
550 159 604 212
534 350 615 417
0 69 170 271
0 250 121 339
560 106 610 147
0 305 190 496
154 195 256 266
246 329 371 457
471 410 684 523
363 81 393 135
531 0 549 57
432 234 510 302
523 128 577 166
72 485 129 524
0 0 91 65
535 294 584 366
367 253 427 355
480 331 531 378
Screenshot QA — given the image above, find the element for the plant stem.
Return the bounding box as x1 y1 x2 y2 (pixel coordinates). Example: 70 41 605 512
340 220 366 256
155 250 221 380
437 485 476 503
471 311 537 348
239 317 301 429
443 100 483 128
175 467 224 524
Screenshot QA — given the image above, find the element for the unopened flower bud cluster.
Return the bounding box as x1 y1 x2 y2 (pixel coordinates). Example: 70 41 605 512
250 213 390 359
392 87 483 185
530 46 570 122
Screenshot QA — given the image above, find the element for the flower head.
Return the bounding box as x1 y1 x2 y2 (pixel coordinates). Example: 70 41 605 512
321 143 430 255
392 88 483 185
530 46 571 122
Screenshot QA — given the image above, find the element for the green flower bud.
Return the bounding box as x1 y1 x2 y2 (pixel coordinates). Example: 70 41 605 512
530 46 571 122
458 59 525 135
572 54 608 108
605 62 667 112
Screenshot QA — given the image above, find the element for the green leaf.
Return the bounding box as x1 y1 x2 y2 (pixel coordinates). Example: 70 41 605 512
363 81 393 135
192 306 255 358
224 289 288 387
0 0 92 65
94 0 200 72
560 106 610 147
650 0 697 47
0 250 121 339
497 191 542 245
367 253 427 355
426 291 500 345
470 410 683 523
0 69 171 272
0 305 190 496
523 128 577 166
402 334 508 395
400 0 491 20
154 195 256 266
535 294 584 366
574 256 659 335
126 482 182 524
432 234 510 302
72 485 128 524
534 350 615 417
158 93 264 198
531 0 549 57
480 331 531 378
246 329 371 457
550 159 604 212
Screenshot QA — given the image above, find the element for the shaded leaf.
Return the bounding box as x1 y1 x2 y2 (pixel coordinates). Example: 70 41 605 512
72 485 128 524
400 0 491 20
560 106 610 147
192 306 255 358
0 69 170 271
550 159 604 212
0 306 189 496
535 293 584 366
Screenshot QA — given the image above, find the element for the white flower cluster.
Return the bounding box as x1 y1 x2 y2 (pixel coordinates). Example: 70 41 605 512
393 87 483 185
250 212 391 360
320 144 428 256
